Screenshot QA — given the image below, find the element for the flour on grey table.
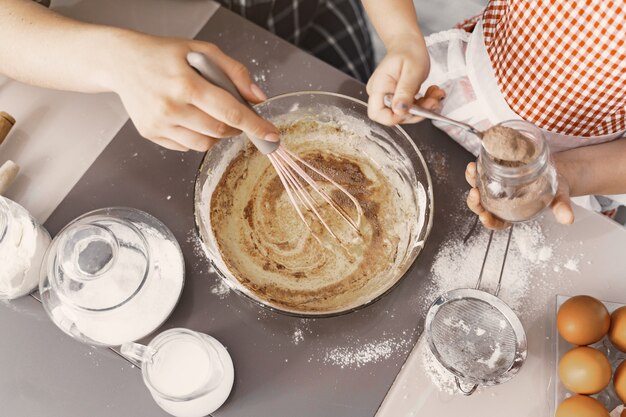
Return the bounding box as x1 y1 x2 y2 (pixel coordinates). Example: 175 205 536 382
292 328 304 345
564 258 580 272
424 220 557 316
317 336 412 369
186 229 215 275
210 279 231 299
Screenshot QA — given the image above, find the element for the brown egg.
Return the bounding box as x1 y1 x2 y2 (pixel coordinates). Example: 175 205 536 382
610 307 626 352
557 295 610 345
614 360 626 403
621 409 626 417
556 395 609 417
559 346 611 394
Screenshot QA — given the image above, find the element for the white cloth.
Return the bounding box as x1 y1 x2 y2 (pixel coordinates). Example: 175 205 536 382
419 20 626 211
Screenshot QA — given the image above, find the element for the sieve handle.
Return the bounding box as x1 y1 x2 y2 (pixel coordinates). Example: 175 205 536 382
455 377 478 396
494 226 514 297
474 225 514 296
475 230 494 290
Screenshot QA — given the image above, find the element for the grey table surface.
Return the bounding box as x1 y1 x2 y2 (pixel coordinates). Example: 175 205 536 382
0 7 475 417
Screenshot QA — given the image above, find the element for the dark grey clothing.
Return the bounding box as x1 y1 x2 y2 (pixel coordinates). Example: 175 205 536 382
218 0 374 82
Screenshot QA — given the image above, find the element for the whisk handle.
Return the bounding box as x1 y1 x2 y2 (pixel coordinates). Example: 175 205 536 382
186 52 279 155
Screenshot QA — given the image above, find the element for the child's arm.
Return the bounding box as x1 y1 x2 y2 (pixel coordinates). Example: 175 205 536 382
0 0 277 151
555 138 626 197
362 0 443 125
465 137 626 229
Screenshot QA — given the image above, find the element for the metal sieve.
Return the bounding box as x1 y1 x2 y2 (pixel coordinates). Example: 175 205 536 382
424 225 527 395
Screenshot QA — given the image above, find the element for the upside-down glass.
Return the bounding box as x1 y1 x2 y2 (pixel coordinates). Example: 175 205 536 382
194 91 434 317
39 207 185 346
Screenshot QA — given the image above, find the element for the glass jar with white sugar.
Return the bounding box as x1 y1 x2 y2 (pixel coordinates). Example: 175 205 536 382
0 196 51 299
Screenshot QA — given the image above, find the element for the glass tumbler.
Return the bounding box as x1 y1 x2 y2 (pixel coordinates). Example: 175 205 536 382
121 328 235 417
39 207 184 346
0 196 51 299
477 120 558 223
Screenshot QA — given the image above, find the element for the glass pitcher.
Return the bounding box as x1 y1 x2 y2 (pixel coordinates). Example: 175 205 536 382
39 207 184 346
121 328 234 417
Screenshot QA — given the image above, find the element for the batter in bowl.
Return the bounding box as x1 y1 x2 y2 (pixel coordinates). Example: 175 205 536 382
210 119 422 313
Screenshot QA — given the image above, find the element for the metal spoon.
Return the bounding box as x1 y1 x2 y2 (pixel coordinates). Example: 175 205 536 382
383 95 533 162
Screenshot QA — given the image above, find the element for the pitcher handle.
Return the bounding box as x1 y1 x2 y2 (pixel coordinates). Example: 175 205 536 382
121 341 155 364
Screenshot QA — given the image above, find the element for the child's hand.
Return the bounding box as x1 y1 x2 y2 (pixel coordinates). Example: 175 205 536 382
366 35 444 125
108 32 278 152
465 161 575 230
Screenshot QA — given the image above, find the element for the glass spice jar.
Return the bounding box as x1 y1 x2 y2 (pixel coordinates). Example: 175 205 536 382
476 120 558 223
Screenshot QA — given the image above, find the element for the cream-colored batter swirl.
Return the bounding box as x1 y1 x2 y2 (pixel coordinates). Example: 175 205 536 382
210 120 419 313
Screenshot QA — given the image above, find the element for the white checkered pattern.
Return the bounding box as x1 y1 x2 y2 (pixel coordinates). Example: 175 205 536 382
481 0 626 137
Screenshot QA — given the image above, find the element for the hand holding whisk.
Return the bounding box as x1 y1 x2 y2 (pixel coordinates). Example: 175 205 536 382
186 52 363 243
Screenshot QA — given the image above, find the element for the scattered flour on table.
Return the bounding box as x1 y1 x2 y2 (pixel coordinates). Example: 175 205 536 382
316 336 412 369
564 258 580 272
291 319 314 345
186 229 216 275
424 221 558 316
210 279 231 299
292 328 304 345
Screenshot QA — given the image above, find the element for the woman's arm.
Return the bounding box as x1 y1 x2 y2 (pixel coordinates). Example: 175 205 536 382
0 0 278 151
465 137 626 229
0 0 119 92
361 0 443 125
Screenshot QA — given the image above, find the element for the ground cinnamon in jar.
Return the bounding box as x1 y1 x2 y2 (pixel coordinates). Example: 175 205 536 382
477 121 557 223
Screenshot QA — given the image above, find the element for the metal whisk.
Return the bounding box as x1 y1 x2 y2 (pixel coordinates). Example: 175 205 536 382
187 52 362 241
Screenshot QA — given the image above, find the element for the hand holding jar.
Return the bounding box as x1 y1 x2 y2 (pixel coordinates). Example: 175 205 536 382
465 120 575 230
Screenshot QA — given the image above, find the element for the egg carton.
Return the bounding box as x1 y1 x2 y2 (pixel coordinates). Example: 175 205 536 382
555 295 626 415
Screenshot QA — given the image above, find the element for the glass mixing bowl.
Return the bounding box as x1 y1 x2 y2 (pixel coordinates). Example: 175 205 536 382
194 92 433 317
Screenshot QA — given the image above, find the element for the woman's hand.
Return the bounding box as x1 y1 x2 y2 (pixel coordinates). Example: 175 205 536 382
106 32 278 152
465 160 575 230
366 34 445 125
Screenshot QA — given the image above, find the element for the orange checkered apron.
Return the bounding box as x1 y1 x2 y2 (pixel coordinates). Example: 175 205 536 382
418 0 626 210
